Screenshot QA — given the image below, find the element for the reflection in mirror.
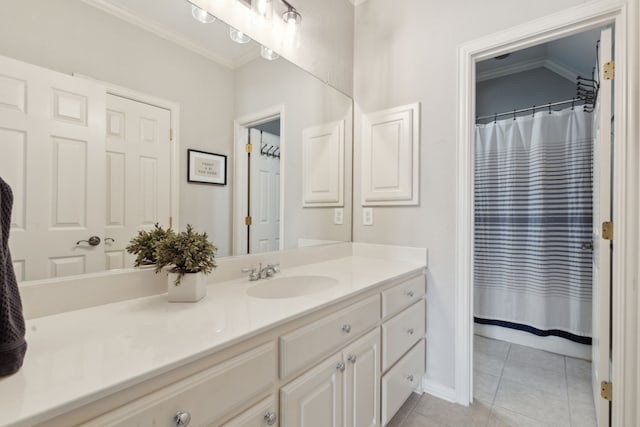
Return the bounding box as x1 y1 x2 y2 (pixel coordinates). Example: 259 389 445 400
0 0 352 282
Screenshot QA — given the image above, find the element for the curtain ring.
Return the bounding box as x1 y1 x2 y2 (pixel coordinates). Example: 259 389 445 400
548 102 552 114
571 98 575 110
531 105 535 117
513 108 516 120
493 113 497 123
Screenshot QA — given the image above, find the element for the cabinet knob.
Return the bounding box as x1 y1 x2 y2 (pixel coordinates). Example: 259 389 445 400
264 411 278 425
342 324 352 333
336 362 346 372
406 374 414 382
407 328 414 335
175 411 191 427
406 290 415 297
347 354 357 364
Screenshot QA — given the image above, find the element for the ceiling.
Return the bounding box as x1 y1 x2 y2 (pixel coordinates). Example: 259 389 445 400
477 28 602 82
83 0 261 69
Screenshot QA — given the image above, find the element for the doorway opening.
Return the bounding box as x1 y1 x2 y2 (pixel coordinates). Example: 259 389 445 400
233 106 285 255
469 26 612 426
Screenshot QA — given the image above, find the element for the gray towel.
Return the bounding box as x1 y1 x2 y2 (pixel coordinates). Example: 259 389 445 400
0 177 26 376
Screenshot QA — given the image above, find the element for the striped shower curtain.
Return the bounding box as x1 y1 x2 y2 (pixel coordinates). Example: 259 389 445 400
474 108 594 344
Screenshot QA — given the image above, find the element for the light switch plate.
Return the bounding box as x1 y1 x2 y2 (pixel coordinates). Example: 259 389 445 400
363 208 373 226
334 208 344 225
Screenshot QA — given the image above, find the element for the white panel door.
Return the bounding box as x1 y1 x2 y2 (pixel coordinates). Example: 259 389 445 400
343 329 380 427
302 120 345 207
280 351 344 427
592 27 613 427
361 103 420 206
105 94 171 269
249 128 280 254
0 55 106 281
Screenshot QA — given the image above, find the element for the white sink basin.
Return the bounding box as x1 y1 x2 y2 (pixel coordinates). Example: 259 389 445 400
246 275 339 299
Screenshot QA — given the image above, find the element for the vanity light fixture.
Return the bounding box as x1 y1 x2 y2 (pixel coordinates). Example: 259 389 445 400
281 0 302 26
230 27 251 44
191 4 216 24
260 45 279 60
255 0 273 19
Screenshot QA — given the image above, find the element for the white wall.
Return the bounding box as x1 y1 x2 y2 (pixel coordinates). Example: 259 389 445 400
353 0 588 393
476 68 576 121
235 58 353 249
190 0 354 96
0 0 236 255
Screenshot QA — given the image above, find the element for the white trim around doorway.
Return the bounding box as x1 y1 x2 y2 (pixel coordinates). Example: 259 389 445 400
455 3 638 427
232 105 286 256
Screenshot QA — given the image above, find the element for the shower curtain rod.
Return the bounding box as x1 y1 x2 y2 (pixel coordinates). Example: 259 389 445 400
476 97 588 122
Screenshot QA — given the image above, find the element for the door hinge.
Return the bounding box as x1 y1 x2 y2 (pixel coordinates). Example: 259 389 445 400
169 128 173 141
601 381 613 401
245 216 252 226
603 61 615 80
602 221 613 240
246 143 253 153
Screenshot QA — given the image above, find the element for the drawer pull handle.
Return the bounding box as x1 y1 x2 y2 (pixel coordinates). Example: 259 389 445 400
406 290 415 297
342 324 352 333
347 354 357 363
175 411 192 427
407 375 414 382
407 328 414 335
264 411 278 425
336 362 346 372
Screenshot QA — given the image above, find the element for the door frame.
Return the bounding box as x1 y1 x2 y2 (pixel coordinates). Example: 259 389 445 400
74 74 181 231
232 105 285 255
454 2 638 427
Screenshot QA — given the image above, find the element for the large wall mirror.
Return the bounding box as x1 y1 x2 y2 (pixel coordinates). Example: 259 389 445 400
0 0 353 283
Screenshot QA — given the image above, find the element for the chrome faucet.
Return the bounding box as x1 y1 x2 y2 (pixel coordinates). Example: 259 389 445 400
242 263 280 281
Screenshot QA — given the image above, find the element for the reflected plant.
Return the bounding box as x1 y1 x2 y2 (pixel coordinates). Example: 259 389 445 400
155 224 217 286
126 223 174 267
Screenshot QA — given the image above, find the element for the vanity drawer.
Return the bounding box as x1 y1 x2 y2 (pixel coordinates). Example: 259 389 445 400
221 395 277 427
381 275 425 318
382 299 425 371
280 294 380 379
83 343 276 427
381 339 425 426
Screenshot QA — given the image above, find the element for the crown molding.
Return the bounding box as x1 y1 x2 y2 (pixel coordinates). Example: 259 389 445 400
81 0 236 69
476 56 581 83
348 0 371 6
233 48 262 68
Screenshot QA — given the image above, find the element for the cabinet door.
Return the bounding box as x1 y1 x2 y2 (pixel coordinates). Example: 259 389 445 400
280 352 344 427
343 329 380 427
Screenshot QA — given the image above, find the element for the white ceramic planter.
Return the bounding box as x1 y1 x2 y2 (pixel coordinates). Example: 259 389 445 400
167 271 207 303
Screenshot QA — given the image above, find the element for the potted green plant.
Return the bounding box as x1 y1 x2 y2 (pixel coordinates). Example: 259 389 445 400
155 224 217 302
126 223 174 267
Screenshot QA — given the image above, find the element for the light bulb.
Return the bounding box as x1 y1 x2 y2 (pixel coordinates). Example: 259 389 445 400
255 0 272 19
260 45 279 61
191 5 216 24
229 27 251 44
282 8 301 26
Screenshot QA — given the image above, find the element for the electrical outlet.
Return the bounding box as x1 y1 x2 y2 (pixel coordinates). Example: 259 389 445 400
362 208 373 226
334 208 344 225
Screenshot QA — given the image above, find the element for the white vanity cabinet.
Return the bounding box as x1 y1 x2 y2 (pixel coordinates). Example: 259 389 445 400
221 396 278 427
380 276 427 426
280 328 380 427
82 343 277 427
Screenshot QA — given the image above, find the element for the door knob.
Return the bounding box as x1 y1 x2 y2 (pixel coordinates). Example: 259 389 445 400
336 362 346 372
347 354 357 363
406 290 415 297
342 324 352 333
582 241 594 251
105 237 115 244
76 236 101 246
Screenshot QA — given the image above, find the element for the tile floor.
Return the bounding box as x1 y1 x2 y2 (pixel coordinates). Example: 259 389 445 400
387 335 597 427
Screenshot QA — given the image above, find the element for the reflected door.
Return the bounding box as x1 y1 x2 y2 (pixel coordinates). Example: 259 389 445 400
0 55 106 281
105 94 172 269
249 128 280 253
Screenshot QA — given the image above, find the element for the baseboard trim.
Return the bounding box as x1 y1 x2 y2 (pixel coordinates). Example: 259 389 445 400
422 378 457 404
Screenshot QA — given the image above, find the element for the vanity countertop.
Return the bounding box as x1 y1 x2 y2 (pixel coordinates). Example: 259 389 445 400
0 253 425 427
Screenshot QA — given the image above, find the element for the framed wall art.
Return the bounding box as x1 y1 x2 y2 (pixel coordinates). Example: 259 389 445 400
187 149 227 185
